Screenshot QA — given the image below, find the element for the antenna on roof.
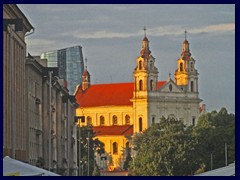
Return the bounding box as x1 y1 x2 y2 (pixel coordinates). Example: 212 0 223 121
85 57 88 69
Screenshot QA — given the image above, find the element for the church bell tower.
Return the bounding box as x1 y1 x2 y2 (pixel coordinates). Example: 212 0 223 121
174 31 199 93
133 27 158 97
132 27 159 133
82 57 91 91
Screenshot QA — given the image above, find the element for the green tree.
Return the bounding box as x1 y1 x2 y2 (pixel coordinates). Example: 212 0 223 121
193 107 235 172
129 116 196 176
92 162 101 176
78 125 105 176
123 147 132 170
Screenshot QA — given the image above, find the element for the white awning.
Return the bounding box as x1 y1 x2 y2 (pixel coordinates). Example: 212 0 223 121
195 163 235 176
3 156 61 176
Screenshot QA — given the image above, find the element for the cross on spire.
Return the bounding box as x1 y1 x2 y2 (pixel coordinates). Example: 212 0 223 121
184 29 187 40
143 26 147 37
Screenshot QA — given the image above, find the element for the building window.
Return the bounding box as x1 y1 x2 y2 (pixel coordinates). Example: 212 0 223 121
191 81 194 92
112 115 118 125
180 62 183 72
100 116 105 126
125 115 130 125
190 62 194 71
192 117 196 126
150 79 154 91
139 60 142 70
152 117 155 124
169 84 172 92
113 142 118 155
87 116 92 125
126 142 129 149
150 61 153 69
139 117 142 132
139 80 143 91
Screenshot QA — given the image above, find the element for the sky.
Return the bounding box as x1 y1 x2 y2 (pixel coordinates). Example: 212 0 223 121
17 4 235 114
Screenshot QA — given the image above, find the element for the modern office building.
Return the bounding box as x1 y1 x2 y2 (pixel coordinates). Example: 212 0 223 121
40 46 84 95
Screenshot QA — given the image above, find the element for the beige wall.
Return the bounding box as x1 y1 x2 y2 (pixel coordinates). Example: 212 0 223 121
3 4 33 161
76 106 133 126
96 135 130 169
25 59 44 165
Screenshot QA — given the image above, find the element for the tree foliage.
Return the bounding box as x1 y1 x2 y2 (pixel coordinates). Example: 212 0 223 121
78 125 105 176
129 116 195 176
123 147 132 170
193 107 235 172
129 107 235 176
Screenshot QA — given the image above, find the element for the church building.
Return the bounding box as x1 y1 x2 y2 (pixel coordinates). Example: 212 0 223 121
74 30 202 170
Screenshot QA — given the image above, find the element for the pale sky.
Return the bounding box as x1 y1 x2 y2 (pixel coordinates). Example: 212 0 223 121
18 4 235 114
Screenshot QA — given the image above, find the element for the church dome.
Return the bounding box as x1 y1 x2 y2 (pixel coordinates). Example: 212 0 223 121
142 36 149 42
183 39 189 44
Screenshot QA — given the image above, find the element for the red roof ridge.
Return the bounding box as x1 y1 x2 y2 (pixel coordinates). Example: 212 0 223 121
120 125 133 135
93 125 133 136
92 82 133 86
75 81 167 107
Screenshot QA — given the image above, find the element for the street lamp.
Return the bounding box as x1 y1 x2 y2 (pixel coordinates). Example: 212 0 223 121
87 131 90 176
80 160 87 176
74 116 85 176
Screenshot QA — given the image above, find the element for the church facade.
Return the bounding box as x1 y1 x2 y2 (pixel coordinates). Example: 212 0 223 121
75 31 202 170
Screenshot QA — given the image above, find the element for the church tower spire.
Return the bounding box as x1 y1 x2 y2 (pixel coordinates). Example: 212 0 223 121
181 30 191 59
133 27 158 95
132 27 159 133
174 31 199 93
140 26 151 59
82 57 91 91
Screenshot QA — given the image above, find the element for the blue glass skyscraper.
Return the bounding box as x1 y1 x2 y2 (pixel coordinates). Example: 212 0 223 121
41 46 84 94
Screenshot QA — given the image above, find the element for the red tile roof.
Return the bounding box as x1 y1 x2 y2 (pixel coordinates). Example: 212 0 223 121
157 81 167 89
75 81 166 107
75 82 134 107
93 125 133 136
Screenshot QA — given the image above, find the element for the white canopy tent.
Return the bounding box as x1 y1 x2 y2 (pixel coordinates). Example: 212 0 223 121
3 156 61 176
195 163 235 176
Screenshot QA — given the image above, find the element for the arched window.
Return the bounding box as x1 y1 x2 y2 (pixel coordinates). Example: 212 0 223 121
180 62 183 72
150 79 154 91
192 117 196 126
190 62 194 71
113 142 118 155
191 81 194 92
87 116 92 125
112 115 118 125
139 117 142 132
150 61 153 69
139 60 142 70
100 116 105 126
139 80 143 91
125 115 130 125
169 84 172 92
152 117 155 124
126 142 129 149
